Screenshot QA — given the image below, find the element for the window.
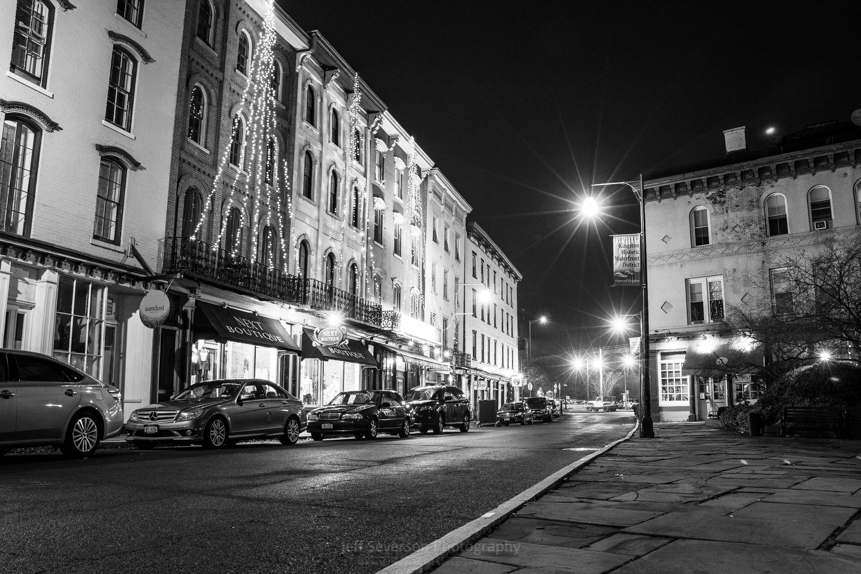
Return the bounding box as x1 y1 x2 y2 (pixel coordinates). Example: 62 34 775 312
373 275 382 304
481 334 485 362
105 47 136 131
443 270 449 300
809 185 832 228
659 352 688 405
324 253 335 286
375 149 385 182
455 233 461 260
432 216 438 243
765 194 788 236
196 0 213 45
687 276 724 323
734 374 763 403
431 264 437 294
374 206 383 244
181 188 201 238
442 318 448 349
53 277 106 377
302 151 313 199
394 221 402 256
327 171 338 214
305 86 316 127
347 263 358 296
411 234 420 266
444 224 450 252
690 206 710 246
395 169 404 199
224 207 243 255
472 330 477 359
472 252 477 278
454 277 461 308
330 110 340 147
471 289 477 317
236 31 251 75
393 284 401 311
270 61 281 100
187 85 205 144
259 225 277 268
229 115 245 168
0 117 40 236
11 0 53 86
93 159 125 244
352 128 362 163
117 0 144 27
264 138 275 186
770 268 793 315
351 186 361 227
297 240 309 279
410 291 421 319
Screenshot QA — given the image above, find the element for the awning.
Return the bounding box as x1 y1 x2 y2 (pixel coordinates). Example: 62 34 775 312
683 344 764 376
393 346 449 370
301 328 378 368
194 301 301 353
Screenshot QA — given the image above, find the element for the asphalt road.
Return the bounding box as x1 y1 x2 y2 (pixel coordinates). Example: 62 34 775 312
0 409 633 574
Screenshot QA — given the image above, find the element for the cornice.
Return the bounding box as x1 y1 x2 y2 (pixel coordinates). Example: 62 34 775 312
0 99 61 132
95 144 144 171
107 31 155 64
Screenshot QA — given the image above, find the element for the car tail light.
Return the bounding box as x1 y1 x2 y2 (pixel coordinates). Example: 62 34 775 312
107 386 122 402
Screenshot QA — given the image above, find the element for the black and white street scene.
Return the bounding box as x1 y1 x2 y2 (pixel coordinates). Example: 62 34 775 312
1 1 861 573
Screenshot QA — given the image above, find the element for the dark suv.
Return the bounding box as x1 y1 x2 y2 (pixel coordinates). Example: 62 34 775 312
405 385 472 433
524 396 553 423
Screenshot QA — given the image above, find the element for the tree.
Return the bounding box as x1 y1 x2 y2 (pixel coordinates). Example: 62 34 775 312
728 231 861 378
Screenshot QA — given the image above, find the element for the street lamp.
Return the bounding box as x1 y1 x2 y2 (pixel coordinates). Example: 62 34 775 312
527 315 548 362
591 174 654 438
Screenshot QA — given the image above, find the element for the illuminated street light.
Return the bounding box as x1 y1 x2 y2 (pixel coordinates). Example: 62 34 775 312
820 351 832 362
527 315 548 362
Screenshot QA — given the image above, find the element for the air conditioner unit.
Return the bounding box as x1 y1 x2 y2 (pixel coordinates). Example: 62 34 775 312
814 220 828 230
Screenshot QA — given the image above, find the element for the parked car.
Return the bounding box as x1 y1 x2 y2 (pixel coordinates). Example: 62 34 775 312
307 390 411 441
586 396 619 412
523 396 553 423
405 385 471 433
0 350 124 457
125 379 306 449
495 402 533 426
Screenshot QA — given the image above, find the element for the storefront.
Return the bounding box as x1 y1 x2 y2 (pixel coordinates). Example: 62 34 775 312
682 343 764 421
300 327 378 406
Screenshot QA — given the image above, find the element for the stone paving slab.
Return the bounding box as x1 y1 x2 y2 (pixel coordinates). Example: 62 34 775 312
760 488 861 508
836 520 861 544
432 557 517 574
489 516 617 548
448 538 630 574
791 476 861 493
832 544 861 560
611 539 861 574
516 500 664 527
584 533 673 556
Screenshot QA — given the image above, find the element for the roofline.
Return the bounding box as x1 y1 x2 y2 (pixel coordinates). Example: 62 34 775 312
428 167 473 213
308 31 386 114
466 221 523 280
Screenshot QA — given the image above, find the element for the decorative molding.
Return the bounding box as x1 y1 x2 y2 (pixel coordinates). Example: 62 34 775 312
56 0 76 10
322 67 340 89
107 31 155 63
95 144 144 171
0 99 61 132
295 50 315 72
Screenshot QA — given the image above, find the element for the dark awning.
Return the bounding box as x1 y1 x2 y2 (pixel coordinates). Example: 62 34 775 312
683 344 764 376
301 328 378 368
194 302 301 353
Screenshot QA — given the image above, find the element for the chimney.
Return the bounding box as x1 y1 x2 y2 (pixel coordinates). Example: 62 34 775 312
723 126 747 154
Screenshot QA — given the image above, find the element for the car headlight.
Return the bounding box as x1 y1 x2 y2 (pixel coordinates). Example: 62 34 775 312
341 413 364 420
308 412 319 421
129 410 140 422
176 407 205 421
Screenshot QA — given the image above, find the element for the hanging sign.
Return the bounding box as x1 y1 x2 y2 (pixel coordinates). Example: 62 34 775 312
612 234 641 287
139 290 170 328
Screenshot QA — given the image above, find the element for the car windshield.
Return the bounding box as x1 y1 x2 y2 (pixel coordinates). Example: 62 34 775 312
405 388 437 401
328 391 375 405
174 382 239 401
524 398 544 406
501 403 521 411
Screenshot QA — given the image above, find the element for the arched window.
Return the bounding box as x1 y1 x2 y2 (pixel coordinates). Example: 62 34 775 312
264 138 275 186
105 47 137 131
305 85 316 127
187 85 205 144
117 0 144 28
765 194 788 236
351 186 361 227
270 61 281 100
690 206 710 246
324 253 336 286
297 240 309 279
328 171 339 214
11 0 54 86
302 151 313 199
93 158 125 244
330 109 340 147
196 0 213 45
0 116 40 236
236 31 250 75
260 225 277 268
224 207 243 255
410 291 421 319
809 185 832 229
181 187 201 239
347 263 358 296
393 284 402 311
229 115 245 168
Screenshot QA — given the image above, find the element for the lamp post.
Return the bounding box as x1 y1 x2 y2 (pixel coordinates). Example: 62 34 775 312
526 315 547 397
591 174 654 438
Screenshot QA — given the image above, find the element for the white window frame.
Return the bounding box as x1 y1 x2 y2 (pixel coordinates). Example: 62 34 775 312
765 193 789 237
690 206 710 247
808 185 832 230
659 351 688 406
686 275 724 324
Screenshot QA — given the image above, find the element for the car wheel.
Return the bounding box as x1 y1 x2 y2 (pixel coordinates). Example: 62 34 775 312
279 417 301 446
203 417 228 449
603 406 609 412
398 419 411 438
418 426 429 434
60 412 101 457
586 406 592 412
311 433 324 441
133 441 156 450
433 414 444 434
459 414 470 432
365 418 378 439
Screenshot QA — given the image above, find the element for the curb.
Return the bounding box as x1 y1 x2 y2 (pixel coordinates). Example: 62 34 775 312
376 422 640 574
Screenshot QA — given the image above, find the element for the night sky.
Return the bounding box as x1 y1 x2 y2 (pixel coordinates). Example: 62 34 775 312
280 0 861 362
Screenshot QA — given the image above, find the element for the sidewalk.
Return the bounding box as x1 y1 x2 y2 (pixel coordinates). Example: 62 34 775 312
421 423 861 574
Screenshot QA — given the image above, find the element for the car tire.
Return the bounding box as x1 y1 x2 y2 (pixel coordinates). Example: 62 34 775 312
202 417 228 449
432 414 444 434
603 406 609 412
398 419 411 438
311 433 324 441
133 441 156 450
459 414 470 433
365 418 378 439
279 417 301 446
60 412 101 457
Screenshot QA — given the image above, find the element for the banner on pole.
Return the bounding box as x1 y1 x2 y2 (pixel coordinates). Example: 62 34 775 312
612 234 641 287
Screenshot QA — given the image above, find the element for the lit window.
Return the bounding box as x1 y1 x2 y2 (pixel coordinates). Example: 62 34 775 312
659 352 688 405
765 194 788 236
687 276 724 324
393 284 401 311
105 47 137 131
0 117 40 236
93 159 125 244
11 0 53 86
690 206 710 246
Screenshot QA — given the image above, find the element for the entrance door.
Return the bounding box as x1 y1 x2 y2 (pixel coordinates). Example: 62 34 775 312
696 375 726 419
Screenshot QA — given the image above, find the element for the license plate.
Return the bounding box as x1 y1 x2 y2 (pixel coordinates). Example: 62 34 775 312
322 423 333 429
144 425 158 434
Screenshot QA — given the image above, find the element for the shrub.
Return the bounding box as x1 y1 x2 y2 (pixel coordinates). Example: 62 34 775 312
719 402 754 433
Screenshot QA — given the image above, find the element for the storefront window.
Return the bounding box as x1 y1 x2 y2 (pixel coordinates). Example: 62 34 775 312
659 352 688 404
734 374 762 403
53 277 105 377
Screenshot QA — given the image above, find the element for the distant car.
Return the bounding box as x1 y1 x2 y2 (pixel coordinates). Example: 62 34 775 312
307 390 411 441
125 379 306 449
586 396 618 412
0 350 124 457
523 397 553 423
405 385 471 433
495 402 533 426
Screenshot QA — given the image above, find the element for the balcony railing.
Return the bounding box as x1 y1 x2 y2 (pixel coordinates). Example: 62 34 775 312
161 237 383 325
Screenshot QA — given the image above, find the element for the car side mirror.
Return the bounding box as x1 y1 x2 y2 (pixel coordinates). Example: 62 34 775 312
380 401 391 408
